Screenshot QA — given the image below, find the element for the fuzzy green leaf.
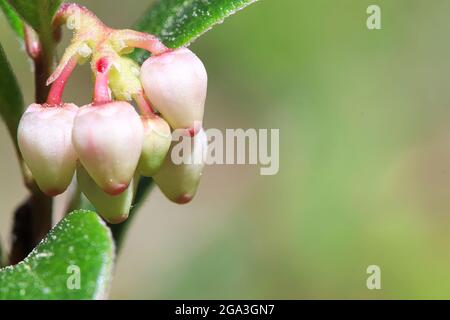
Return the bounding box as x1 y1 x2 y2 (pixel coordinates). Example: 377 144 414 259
131 0 258 63
0 41 24 145
0 210 115 300
0 0 24 39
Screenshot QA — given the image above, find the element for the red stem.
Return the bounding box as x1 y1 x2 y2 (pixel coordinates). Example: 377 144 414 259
118 30 169 56
93 57 112 105
134 92 157 118
46 57 78 105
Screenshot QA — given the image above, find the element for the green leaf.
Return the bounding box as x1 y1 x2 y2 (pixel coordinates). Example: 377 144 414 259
0 0 24 39
0 41 24 145
6 0 60 34
131 0 258 63
0 210 115 300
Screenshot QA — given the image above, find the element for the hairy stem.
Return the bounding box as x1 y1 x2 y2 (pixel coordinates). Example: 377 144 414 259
114 30 168 56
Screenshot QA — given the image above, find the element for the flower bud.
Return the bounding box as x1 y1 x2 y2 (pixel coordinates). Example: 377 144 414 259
138 115 171 177
153 128 207 204
109 57 142 101
140 48 207 133
18 103 78 196
77 163 137 224
72 101 143 195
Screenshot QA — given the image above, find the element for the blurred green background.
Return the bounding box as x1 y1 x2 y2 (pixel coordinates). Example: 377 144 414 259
2 0 450 299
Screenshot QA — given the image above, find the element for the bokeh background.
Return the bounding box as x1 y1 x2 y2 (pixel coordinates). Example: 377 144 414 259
2 0 450 299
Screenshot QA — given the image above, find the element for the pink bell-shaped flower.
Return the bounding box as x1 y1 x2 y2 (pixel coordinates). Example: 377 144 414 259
140 48 207 135
18 103 78 196
72 101 143 195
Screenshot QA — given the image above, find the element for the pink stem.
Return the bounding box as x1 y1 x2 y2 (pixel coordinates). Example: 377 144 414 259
46 57 78 105
120 30 169 56
134 92 157 118
93 57 112 105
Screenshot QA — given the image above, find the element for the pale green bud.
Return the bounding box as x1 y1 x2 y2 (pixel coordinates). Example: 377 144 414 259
109 57 142 101
153 129 207 204
77 163 137 224
138 115 171 177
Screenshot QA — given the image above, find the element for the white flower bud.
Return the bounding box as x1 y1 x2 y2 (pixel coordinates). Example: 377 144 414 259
77 163 137 224
153 128 207 204
72 101 143 195
18 103 78 196
140 48 207 133
138 115 171 177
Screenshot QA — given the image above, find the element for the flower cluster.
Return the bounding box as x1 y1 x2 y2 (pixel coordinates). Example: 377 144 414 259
17 3 208 223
